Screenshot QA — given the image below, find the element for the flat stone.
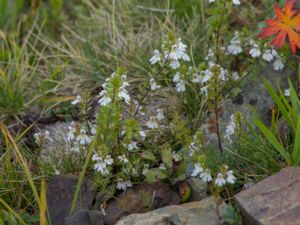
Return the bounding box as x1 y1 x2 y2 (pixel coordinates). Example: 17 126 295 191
235 167 300 225
115 197 227 225
104 182 180 225
66 209 104 225
46 175 95 225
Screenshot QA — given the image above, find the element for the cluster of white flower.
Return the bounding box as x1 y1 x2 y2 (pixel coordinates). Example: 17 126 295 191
209 0 240 5
284 89 290 97
116 179 133 191
124 141 140 151
227 32 243 55
66 122 95 153
145 108 165 129
92 154 114 176
98 72 131 106
149 78 161 91
173 72 186 92
34 130 53 145
249 41 284 71
191 163 236 187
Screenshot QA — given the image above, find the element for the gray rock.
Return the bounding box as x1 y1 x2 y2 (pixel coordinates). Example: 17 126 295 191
186 178 208 201
66 209 104 225
115 197 227 225
235 167 300 225
46 175 95 225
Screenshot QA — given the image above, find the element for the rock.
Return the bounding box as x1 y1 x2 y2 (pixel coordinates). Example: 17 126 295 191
235 167 300 225
66 209 104 225
186 178 208 201
46 175 95 225
104 182 180 225
115 197 227 225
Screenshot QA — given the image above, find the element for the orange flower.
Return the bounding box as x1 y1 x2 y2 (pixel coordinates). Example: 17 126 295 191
258 0 300 54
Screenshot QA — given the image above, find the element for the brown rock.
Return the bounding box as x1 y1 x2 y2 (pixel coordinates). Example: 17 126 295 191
235 167 300 225
104 182 180 225
46 175 95 225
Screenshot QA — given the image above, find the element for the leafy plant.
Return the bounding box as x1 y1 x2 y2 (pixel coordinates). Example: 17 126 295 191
258 0 300 54
254 70 300 166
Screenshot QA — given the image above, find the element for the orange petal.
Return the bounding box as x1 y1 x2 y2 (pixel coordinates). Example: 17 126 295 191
271 30 287 48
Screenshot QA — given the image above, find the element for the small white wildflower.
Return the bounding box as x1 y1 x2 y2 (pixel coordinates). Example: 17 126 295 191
200 169 212 182
104 155 114 165
200 85 209 96
94 161 109 175
159 163 167 170
232 71 240 80
176 80 186 92
232 0 240 5
172 151 181 162
224 115 236 144
156 109 165 121
227 32 243 55
118 89 131 104
215 173 226 187
76 129 92 145
262 49 277 62
98 90 112 106
284 89 290 97
146 117 159 129
118 154 129 164
169 60 181 69
226 170 236 184
149 49 161 64
34 130 53 144
150 78 161 91
116 179 133 191
142 164 150 176
71 95 82 105
127 141 140 151
249 44 261 58
205 49 214 61
191 163 203 177
167 38 190 61
208 0 215 3
273 57 284 71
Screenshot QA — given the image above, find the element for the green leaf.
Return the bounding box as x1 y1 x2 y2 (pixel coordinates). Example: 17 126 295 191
161 143 172 168
141 151 156 162
292 117 300 165
146 168 167 183
254 119 291 165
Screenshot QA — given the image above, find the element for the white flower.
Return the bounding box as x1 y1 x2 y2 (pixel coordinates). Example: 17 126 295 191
142 164 149 176
232 0 240 5
227 32 243 55
226 170 236 184
176 80 186 92
262 49 277 61
116 180 133 191
166 38 190 61
67 123 76 141
215 173 226 187
224 115 236 144
156 109 165 121
104 155 114 165
172 151 181 162
150 78 161 91
169 60 181 69
205 49 214 61
200 169 212 182
159 163 167 170
149 50 161 64
118 154 129 164
99 95 112 106
191 163 203 177
249 44 261 58
139 131 147 140
284 89 290 97
34 130 53 144
200 85 209 96
118 89 131 104
94 161 109 175
273 57 284 71
76 129 92 145
127 141 140 151
232 71 240 80
173 72 181 82
72 95 82 105
146 117 159 129
208 0 215 3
